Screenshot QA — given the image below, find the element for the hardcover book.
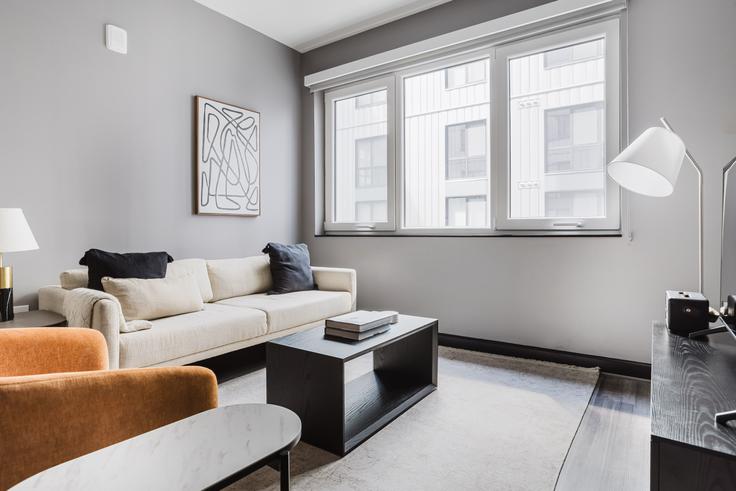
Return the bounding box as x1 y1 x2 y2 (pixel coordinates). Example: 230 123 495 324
324 324 391 341
325 310 399 333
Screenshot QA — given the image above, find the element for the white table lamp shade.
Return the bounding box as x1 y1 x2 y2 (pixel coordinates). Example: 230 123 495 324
0 209 39 253
607 127 686 197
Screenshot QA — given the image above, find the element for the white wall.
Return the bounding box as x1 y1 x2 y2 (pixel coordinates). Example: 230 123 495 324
302 0 736 363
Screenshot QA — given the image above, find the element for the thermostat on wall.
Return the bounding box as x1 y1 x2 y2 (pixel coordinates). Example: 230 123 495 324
105 24 127 54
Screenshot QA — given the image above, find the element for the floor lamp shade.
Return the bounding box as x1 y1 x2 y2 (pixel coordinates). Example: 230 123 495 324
607 127 686 197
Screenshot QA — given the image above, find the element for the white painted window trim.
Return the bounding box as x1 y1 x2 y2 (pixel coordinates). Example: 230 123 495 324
304 0 626 92
315 1 629 237
324 76 397 232
493 18 621 231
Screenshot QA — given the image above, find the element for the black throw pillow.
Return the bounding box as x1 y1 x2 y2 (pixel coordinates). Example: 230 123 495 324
262 242 316 294
79 249 174 291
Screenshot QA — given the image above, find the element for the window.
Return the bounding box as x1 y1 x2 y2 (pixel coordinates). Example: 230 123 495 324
543 40 605 69
355 200 388 222
445 60 487 89
545 191 604 217
355 90 387 108
545 103 605 174
446 121 487 180
446 196 487 227
324 77 395 231
495 20 620 230
404 57 490 229
322 18 621 235
356 136 387 188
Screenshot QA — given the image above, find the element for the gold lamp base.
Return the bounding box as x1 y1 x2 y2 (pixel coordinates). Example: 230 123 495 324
0 265 13 322
0 265 12 289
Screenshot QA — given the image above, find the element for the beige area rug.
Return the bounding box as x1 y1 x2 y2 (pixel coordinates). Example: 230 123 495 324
218 346 599 491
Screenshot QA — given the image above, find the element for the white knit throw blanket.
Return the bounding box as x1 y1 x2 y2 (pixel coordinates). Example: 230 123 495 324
62 288 150 333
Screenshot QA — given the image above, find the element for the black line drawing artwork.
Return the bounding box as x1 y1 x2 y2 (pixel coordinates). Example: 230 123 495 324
197 97 260 215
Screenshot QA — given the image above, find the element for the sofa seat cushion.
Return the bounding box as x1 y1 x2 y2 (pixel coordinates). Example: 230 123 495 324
215 290 352 333
118 304 267 368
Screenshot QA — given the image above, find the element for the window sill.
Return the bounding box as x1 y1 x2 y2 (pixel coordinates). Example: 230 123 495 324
315 230 622 238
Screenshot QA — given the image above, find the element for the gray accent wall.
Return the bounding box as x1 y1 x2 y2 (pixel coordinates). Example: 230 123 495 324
0 0 301 304
301 0 736 363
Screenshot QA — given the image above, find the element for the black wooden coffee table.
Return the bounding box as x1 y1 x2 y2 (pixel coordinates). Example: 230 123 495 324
266 314 438 456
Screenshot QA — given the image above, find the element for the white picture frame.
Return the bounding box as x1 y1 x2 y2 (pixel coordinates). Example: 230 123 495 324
196 96 260 216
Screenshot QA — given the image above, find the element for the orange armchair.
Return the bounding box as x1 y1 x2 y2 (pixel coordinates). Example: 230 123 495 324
0 328 218 490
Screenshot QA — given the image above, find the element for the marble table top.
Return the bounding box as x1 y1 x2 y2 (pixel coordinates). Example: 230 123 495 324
12 404 301 491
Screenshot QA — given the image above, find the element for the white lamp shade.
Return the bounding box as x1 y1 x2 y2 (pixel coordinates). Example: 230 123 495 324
0 208 39 253
607 126 686 197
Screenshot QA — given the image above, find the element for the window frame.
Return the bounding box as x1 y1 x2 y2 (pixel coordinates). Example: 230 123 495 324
320 18 623 237
396 51 494 234
355 135 388 188
324 76 396 232
444 60 488 90
445 119 488 181
542 39 605 69
445 195 488 227
544 101 606 175
493 19 621 231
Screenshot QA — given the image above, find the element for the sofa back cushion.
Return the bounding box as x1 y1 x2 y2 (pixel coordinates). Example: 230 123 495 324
60 268 88 290
79 249 173 291
60 259 214 301
101 274 204 321
207 256 272 301
165 258 213 303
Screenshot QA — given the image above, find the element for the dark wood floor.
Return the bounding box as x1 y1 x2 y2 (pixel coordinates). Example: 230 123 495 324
556 374 651 490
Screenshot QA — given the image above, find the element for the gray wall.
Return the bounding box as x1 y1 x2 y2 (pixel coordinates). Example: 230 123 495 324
0 0 302 305
301 0 736 363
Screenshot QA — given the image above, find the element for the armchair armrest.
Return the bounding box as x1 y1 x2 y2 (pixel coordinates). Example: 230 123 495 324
0 328 108 377
313 266 357 310
0 366 217 490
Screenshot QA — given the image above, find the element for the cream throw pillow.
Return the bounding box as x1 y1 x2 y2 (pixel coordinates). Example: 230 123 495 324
101 274 204 321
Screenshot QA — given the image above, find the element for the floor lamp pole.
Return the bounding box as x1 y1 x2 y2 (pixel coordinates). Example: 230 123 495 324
660 117 704 294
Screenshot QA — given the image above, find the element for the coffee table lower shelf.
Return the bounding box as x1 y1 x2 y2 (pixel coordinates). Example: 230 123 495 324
344 371 435 452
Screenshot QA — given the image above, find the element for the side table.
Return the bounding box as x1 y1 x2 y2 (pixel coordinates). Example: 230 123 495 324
0 310 66 329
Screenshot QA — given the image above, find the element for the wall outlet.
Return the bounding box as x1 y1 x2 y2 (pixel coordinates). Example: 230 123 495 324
13 305 29 314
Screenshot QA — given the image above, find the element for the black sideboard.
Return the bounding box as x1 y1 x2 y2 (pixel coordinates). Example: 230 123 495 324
651 321 736 490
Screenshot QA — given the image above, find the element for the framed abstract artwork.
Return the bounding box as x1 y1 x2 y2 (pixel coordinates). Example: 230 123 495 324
196 96 260 216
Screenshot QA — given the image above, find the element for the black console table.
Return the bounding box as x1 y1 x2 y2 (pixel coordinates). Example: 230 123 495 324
651 321 736 490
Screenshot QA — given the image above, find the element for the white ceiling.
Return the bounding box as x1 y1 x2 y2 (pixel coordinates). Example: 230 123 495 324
193 0 452 53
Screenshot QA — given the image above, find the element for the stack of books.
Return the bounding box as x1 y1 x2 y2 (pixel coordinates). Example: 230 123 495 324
324 310 399 341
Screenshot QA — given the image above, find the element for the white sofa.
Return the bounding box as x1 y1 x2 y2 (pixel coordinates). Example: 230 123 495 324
38 256 356 369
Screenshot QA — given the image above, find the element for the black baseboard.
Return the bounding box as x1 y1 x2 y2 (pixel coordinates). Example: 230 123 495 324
438 333 651 379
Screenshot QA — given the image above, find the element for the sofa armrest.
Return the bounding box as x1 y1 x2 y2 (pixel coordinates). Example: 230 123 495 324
90 298 122 369
0 328 108 377
313 266 357 310
0 366 217 490
38 285 67 315
57 288 123 369
38 287 120 367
